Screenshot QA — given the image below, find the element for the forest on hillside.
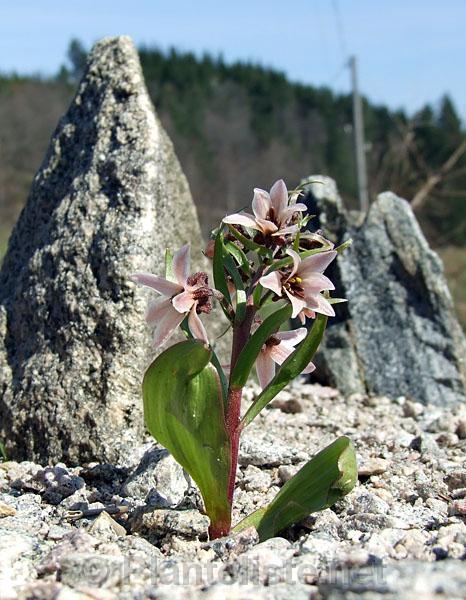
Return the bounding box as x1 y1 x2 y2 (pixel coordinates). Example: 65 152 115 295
0 40 465 324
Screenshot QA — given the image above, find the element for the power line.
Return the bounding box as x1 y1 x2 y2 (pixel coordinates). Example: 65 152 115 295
331 0 348 59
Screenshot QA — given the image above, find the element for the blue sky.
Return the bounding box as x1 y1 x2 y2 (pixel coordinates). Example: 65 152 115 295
1 0 465 118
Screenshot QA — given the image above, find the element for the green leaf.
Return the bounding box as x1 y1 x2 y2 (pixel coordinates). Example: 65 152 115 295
240 313 327 427
235 289 247 324
213 231 234 320
209 349 229 410
143 340 231 530
335 238 353 254
224 240 251 276
226 225 271 257
229 304 292 389
328 297 348 305
233 436 357 541
224 252 244 294
252 282 263 307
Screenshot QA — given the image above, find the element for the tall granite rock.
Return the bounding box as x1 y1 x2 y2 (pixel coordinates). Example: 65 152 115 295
304 176 466 405
0 37 205 464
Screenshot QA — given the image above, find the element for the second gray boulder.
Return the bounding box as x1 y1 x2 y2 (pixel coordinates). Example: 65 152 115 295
304 176 466 405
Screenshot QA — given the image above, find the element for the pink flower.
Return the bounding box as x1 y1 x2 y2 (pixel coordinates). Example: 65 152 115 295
259 249 337 319
256 328 315 389
223 179 307 237
130 244 213 348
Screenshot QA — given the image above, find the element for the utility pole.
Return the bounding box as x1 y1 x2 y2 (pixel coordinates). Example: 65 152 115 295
349 56 369 214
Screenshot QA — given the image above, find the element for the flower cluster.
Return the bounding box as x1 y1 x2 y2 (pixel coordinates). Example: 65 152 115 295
131 179 341 388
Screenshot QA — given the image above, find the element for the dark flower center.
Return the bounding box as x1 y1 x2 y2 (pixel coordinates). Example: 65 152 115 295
187 271 209 287
265 335 281 347
283 275 305 298
187 272 213 314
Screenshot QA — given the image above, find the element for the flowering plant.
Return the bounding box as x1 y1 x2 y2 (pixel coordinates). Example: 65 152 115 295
131 180 356 540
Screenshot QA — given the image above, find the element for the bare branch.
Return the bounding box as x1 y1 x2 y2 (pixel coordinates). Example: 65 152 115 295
411 141 466 211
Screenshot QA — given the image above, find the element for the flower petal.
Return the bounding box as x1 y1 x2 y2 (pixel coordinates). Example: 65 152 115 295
173 244 190 286
284 288 307 319
275 327 307 346
259 271 282 296
252 188 271 220
130 273 183 297
255 350 276 389
301 360 316 375
268 342 294 365
271 339 316 374
223 213 262 230
301 273 335 294
188 305 209 344
285 249 301 279
152 306 185 349
270 179 288 217
298 307 316 323
278 203 307 225
171 290 196 313
271 224 299 236
298 250 337 276
256 218 279 234
306 293 336 317
146 297 173 324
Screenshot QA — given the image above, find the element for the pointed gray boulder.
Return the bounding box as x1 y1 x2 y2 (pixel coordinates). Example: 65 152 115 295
0 37 204 464
304 176 466 405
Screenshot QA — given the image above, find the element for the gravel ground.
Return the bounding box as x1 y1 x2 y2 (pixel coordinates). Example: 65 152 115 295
1 382 466 599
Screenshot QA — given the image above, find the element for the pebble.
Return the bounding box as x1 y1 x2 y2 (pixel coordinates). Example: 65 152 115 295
403 400 425 418
357 458 389 477
445 469 466 490
241 466 273 492
0 501 16 517
269 397 304 414
130 509 210 540
88 511 127 540
122 444 189 507
455 419 466 439
449 499 466 516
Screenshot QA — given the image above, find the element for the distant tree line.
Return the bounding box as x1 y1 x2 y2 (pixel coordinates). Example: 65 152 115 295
1 38 465 250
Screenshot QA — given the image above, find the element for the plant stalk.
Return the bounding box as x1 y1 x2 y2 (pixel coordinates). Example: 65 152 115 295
225 304 256 516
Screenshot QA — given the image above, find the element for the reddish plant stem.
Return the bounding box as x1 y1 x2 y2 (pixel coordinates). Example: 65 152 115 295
225 304 256 507
226 387 242 505
208 518 231 540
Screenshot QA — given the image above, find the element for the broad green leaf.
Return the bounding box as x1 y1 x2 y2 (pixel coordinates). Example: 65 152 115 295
0 440 6 461
143 340 231 529
229 304 292 389
209 349 229 410
233 436 357 541
240 313 327 427
179 317 228 407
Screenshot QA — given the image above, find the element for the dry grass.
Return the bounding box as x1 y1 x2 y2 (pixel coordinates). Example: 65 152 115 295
437 246 466 330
